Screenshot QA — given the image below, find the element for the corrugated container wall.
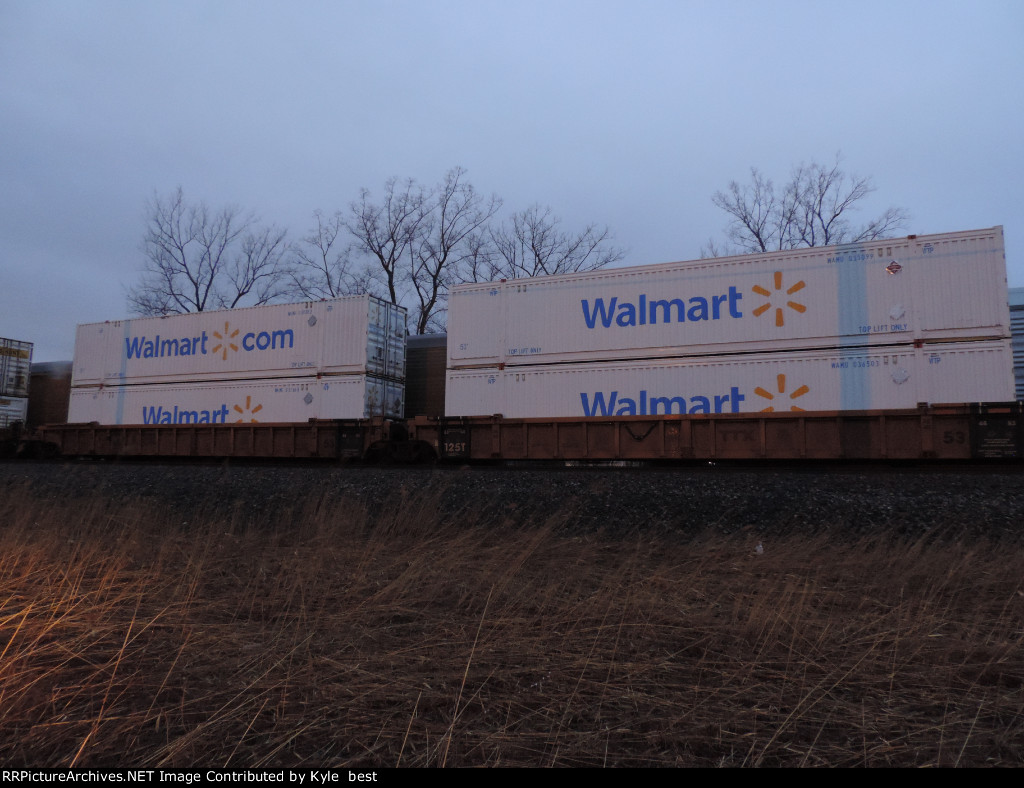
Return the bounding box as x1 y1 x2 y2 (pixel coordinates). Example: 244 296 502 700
0 396 29 427
28 362 72 426
445 340 1014 419
72 296 406 386
68 375 405 425
1 337 33 398
448 227 1009 368
405 334 447 417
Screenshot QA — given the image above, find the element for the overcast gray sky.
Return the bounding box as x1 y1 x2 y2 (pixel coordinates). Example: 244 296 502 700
2 0 1022 361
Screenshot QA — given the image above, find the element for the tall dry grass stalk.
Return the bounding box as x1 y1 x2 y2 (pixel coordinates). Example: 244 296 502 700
0 482 1022 767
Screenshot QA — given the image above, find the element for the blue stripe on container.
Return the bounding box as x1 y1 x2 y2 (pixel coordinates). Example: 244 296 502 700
116 320 131 425
836 245 870 410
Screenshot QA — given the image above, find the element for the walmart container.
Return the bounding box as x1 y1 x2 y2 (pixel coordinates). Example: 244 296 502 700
445 340 1014 418
448 227 1010 368
1 337 33 398
72 296 406 386
68 374 405 425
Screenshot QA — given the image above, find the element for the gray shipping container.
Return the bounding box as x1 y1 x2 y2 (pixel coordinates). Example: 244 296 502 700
1 337 33 398
0 396 29 427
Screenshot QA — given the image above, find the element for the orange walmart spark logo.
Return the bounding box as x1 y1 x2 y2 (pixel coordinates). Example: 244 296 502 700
754 374 810 412
232 395 263 423
752 272 807 327
212 322 240 361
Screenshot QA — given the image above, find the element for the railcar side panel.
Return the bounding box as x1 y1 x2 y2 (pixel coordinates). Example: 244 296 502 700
415 407 987 463
32 420 377 460
446 342 1013 419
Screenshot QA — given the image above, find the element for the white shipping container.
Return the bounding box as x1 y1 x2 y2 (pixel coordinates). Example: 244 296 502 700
72 296 406 386
0 396 29 427
1 337 33 398
445 340 1015 418
448 227 1010 368
68 375 405 425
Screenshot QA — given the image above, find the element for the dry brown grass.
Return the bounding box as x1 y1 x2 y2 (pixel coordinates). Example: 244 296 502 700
1 482 1022 767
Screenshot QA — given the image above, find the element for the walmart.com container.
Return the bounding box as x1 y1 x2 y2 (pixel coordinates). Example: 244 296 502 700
448 227 1010 368
72 296 406 386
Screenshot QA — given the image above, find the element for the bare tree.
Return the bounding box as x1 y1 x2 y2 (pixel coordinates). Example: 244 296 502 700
409 167 501 334
331 167 625 332
128 187 289 315
346 178 426 307
228 225 290 308
457 230 502 284
704 154 909 255
288 210 373 300
488 204 625 280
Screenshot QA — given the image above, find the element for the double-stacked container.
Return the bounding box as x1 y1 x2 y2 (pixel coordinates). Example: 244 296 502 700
69 296 407 425
446 227 1015 417
0 337 33 427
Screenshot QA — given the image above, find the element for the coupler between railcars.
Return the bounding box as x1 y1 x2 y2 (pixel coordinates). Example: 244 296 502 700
364 419 438 464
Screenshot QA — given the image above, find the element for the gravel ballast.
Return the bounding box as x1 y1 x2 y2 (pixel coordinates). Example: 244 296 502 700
3 460 1023 542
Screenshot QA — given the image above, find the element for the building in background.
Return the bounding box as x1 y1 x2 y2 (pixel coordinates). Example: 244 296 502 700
1010 287 1024 399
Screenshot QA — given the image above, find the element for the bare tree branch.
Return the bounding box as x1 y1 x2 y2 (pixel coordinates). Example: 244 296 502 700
304 168 625 332
128 187 290 315
409 167 502 334
489 204 625 279
706 154 909 256
224 225 290 309
459 230 502 284
346 178 426 307
288 210 372 300
710 169 778 253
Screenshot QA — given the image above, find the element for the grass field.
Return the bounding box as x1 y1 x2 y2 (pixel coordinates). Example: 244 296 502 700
1 482 1022 767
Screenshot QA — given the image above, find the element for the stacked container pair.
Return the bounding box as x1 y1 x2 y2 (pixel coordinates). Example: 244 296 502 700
0 337 33 427
69 295 407 425
446 226 1015 418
